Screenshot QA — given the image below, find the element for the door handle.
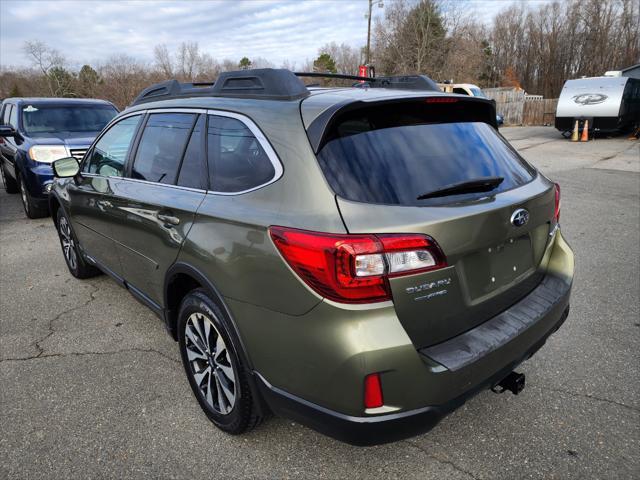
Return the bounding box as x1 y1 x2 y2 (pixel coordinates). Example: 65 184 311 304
157 212 180 226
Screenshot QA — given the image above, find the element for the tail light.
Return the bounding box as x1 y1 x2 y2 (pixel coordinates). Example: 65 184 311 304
364 373 384 409
553 183 561 223
269 226 447 304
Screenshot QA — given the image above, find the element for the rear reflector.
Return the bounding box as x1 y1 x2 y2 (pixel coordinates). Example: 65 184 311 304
269 227 446 303
364 373 384 409
553 183 561 223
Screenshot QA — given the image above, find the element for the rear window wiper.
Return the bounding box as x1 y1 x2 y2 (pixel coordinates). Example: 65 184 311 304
416 176 504 200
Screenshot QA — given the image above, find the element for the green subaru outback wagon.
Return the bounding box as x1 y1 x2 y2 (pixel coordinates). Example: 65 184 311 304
49 69 573 445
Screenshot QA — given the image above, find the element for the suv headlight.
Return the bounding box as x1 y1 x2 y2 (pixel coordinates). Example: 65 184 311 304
28 146 69 163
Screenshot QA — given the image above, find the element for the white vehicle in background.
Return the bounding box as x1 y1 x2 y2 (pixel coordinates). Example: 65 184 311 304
555 76 640 136
438 82 504 126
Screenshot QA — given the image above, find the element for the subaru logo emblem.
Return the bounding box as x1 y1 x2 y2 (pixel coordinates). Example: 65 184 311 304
510 208 529 227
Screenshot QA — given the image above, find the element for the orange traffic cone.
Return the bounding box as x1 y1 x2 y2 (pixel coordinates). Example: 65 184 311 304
580 120 589 142
571 120 579 141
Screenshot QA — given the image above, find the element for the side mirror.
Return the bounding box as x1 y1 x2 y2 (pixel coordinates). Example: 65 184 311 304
0 125 16 137
52 157 80 178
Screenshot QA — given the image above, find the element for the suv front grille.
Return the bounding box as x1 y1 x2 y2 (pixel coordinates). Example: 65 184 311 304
69 148 88 160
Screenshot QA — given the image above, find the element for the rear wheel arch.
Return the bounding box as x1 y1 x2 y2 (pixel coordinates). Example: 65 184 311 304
165 262 266 414
163 263 253 368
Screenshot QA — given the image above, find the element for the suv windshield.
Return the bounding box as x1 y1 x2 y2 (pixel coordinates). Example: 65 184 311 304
21 104 117 135
316 102 534 206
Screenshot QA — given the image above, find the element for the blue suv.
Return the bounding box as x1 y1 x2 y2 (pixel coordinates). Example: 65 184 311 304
0 98 117 218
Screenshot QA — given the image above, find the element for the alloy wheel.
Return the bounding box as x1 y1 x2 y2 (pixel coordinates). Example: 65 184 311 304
19 177 29 213
59 216 77 270
184 312 236 415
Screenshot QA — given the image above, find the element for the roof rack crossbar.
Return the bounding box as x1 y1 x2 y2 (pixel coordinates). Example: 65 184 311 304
294 72 440 92
294 72 375 82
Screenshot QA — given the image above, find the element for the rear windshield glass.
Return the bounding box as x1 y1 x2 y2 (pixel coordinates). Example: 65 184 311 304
21 105 117 135
316 103 534 206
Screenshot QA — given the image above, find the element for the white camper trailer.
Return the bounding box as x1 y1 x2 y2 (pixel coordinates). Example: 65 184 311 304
555 76 640 135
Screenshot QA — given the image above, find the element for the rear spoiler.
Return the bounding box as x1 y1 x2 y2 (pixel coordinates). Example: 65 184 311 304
305 96 498 153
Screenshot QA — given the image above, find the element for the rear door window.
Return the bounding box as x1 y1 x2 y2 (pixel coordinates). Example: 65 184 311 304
206 114 275 193
176 115 205 189
316 102 534 207
132 113 196 184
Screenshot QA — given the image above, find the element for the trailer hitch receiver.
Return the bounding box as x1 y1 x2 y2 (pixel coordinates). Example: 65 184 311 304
491 371 525 395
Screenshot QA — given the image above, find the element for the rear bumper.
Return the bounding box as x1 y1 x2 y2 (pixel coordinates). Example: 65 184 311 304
257 295 570 446
255 230 574 445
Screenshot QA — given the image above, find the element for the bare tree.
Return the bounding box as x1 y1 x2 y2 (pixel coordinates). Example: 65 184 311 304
486 0 640 96
99 54 154 108
176 41 200 80
319 42 362 75
280 59 297 71
153 44 174 78
22 40 66 95
251 57 276 69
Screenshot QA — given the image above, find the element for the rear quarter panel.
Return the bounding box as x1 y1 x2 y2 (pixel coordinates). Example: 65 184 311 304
177 101 345 316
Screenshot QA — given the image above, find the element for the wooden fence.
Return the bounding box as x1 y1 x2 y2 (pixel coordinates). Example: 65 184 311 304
484 87 558 126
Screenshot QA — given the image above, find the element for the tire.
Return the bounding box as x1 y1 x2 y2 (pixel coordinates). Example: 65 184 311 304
1 164 19 193
18 174 48 219
55 208 101 279
178 288 262 434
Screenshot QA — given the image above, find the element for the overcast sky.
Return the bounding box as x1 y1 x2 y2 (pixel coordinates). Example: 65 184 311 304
0 0 551 70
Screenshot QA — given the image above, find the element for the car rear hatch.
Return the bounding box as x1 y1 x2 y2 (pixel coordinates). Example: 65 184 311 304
305 95 558 348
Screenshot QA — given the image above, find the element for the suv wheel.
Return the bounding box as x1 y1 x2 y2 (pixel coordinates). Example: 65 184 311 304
1 164 19 194
178 289 262 434
55 208 101 278
18 174 48 219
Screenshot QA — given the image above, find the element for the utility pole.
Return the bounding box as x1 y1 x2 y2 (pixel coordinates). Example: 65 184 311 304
365 0 383 65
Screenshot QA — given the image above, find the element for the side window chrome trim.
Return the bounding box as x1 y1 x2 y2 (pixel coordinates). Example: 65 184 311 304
82 172 207 194
117 176 207 194
205 109 284 196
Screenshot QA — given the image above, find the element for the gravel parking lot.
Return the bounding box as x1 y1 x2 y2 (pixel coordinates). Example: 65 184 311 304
1 126 638 479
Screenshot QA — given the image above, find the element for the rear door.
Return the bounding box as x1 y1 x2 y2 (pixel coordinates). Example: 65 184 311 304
314 100 557 348
110 111 207 305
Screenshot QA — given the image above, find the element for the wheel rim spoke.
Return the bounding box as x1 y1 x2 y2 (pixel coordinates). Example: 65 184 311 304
186 346 206 362
217 362 235 384
214 372 227 414
193 366 210 387
185 324 206 354
215 334 225 356
217 371 235 405
191 315 207 349
206 371 214 408
185 312 236 415
203 320 211 349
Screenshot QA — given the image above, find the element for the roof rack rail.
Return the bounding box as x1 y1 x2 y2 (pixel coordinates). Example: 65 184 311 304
130 68 309 106
294 72 440 92
130 69 442 107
